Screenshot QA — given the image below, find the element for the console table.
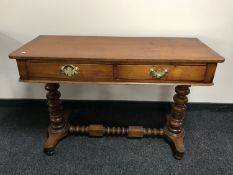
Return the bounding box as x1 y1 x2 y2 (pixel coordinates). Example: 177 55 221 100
9 36 224 159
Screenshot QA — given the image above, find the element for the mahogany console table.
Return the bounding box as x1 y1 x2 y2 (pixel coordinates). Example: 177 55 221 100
9 36 224 159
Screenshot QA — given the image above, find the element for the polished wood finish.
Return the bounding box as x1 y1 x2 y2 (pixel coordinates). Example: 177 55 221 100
204 63 217 83
164 85 190 159
44 83 69 155
16 60 28 79
9 36 224 63
15 59 217 85
117 65 206 81
27 63 113 80
9 36 224 159
69 124 164 137
18 79 215 86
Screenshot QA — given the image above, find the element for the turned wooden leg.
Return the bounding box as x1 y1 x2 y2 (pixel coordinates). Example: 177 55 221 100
164 85 190 159
44 83 69 156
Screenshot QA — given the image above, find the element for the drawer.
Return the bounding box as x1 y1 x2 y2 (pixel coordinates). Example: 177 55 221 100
117 65 207 81
26 62 113 80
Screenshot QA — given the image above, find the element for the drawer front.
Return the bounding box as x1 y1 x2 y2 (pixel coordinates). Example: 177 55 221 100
117 65 206 81
27 62 113 80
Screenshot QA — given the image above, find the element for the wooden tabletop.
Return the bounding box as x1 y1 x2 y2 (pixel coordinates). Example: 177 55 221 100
9 35 224 63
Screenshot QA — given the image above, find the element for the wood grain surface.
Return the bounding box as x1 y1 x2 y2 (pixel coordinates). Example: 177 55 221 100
27 62 113 80
9 35 224 63
117 65 206 81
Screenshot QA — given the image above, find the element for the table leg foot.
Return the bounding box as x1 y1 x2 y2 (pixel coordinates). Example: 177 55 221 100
44 123 69 156
164 127 185 159
44 147 55 156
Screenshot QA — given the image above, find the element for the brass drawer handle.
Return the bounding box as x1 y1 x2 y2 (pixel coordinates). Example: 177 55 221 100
60 65 79 77
150 67 168 79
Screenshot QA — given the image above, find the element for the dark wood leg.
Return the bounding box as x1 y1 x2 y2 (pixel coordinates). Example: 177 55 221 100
44 83 69 156
164 85 190 159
